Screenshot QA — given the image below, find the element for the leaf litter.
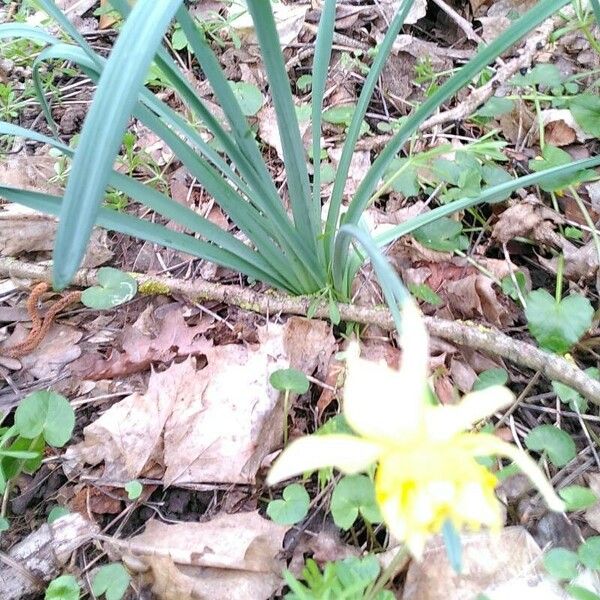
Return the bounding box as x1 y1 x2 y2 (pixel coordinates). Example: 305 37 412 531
2 0 600 598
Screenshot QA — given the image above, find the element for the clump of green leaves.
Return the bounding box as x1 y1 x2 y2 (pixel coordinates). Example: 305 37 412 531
284 555 393 600
0 390 75 498
544 536 600 600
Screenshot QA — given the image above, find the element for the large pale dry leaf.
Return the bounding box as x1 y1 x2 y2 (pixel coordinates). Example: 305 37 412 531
0 205 113 267
66 319 335 484
227 1 308 46
123 512 286 600
402 527 563 600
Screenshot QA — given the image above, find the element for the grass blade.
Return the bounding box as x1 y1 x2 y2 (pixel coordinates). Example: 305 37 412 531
52 0 184 289
324 0 414 259
246 0 319 250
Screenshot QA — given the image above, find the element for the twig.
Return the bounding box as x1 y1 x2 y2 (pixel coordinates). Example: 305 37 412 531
430 0 481 43
0 257 598 403
419 11 563 131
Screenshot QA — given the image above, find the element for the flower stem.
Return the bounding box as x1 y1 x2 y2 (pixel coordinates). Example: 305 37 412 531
364 545 408 600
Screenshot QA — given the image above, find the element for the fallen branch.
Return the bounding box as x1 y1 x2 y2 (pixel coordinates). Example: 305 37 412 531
0 513 98 600
1 257 599 402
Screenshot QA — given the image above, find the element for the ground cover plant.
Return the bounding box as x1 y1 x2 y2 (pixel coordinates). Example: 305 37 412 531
0 0 600 598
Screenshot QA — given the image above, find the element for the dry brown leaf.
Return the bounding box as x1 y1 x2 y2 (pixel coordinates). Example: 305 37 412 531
123 512 286 600
402 527 563 600
2 323 82 379
492 196 563 245
478 16 511 42
258 104 311 161
540 240 599 283
72 307 213 380
542 109 591 146
66 319 335 485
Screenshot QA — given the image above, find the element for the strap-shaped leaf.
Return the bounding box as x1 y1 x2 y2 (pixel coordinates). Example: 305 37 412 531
0 23 58 45
0 121 295 290
324 0 414 259
246 0 319 251
310 0 336 226
52 0 184 289
0 186 287 289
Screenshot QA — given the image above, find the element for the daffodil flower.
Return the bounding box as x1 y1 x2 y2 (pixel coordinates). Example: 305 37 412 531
267 300 564 558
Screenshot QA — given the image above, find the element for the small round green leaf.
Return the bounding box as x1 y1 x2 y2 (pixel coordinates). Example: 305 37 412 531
525 289 593 354
559 486 598 512
330 475 382 530
125 480 143 500
296 74 312 91
91 563 131 600
228 81 263 116
578 536 600 570
48 506 70 524
15 391 75 447
525 425 576 467
45 575 81 600
267 483 310 525
543 547 580 580
473 368 509 391
269 368 310 394
81 268 137 310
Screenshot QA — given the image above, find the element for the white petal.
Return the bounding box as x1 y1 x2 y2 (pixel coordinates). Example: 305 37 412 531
266 434 382 485
471 435 565 513
426 386 514 441
343 301 429 442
